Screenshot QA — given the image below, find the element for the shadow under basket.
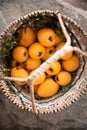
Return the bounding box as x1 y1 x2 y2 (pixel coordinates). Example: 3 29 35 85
0 10 87 114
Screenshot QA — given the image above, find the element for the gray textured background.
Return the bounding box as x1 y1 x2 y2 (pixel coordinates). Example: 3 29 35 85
0 0 87 130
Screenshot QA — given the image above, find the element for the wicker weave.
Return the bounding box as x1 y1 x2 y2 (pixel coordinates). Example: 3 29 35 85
0 10 87 114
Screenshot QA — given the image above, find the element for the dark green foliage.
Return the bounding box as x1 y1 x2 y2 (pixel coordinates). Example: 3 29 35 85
0 35 18 70
24 15 60 29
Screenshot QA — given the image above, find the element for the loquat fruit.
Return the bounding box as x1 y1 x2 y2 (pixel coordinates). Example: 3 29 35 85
12 46 28 63
37 78 59 98
46 61 61 76
42 46 55 61
55 34 63 45
37 28 56 47
34 72 46 85
62 55 80 72
25 57 41 70
28 42 45 60
11 59 20 67
55 71 72 86
20 27 36 47
10 67 29 86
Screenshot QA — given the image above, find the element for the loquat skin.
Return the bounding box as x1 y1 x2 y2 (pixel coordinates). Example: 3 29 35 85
42 46 55 61
62 55 80 72
12 46 28 63
20 27 36 47
56 42 73 60
55 34 63 45
46 61 61 76
34 72 46 85
28 42 45 60
25 57 41 70
11 59 20 67
37 78 59 98
10 67 29 86
55 71 72 86
37 28 57 47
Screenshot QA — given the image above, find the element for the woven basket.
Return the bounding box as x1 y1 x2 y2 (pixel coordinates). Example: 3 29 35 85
0 10 87 114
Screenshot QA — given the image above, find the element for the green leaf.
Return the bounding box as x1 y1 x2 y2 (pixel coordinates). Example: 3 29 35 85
0 35 18 70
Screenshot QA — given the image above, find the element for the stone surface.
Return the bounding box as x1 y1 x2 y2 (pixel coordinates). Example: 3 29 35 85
65 0 87 10
0 0 87 130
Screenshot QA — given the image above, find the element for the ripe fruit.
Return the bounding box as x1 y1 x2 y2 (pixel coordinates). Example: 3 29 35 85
56 42 73 60
37 28 56 47
34 72 46 85
10 67 29 86
62 55 80 72
46 61 61 76
12 46 28 63
28 42 45 60
37 78 59 98
55 34 63 45
55 71 72 86
42 46 55 61
25 58 41 70
20 27 36 47
11 59 20 67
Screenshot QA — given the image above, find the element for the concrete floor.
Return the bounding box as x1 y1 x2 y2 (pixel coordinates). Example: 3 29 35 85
0 0 87 130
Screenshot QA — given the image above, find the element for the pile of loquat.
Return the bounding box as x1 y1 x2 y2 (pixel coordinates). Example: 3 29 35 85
10 27 80 99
